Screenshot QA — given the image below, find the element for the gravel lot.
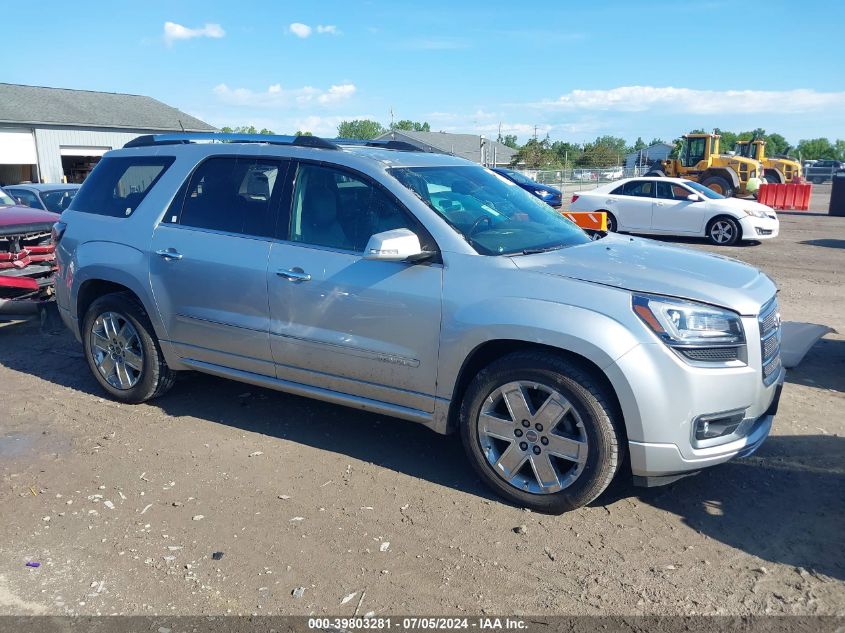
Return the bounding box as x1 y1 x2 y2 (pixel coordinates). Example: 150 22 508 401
1 194 843 617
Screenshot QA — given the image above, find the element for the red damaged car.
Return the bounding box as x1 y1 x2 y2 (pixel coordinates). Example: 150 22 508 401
0 187 60 319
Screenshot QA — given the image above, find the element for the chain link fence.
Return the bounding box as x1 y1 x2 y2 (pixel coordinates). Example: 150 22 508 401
510 166 654 194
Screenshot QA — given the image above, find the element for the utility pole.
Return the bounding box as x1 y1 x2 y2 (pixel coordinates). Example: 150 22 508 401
534 125 538 141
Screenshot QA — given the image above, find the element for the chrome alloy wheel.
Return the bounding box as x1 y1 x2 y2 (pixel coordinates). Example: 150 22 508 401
89 311 144 390
710 220 735 244
477 381 588 494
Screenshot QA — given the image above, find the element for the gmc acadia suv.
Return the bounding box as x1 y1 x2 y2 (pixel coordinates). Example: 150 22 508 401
53 133 784 513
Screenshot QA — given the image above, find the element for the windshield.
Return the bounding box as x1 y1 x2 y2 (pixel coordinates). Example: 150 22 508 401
41 188 78 212
497 169 535 186
684 180 725 199
390 165 589 255
0 189 16 206
734 143 751 158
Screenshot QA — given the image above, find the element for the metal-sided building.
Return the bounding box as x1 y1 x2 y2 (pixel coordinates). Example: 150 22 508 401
0 83 215 186
375 129 518 166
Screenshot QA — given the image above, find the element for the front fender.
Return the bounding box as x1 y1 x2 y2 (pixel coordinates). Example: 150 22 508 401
437 295 643 402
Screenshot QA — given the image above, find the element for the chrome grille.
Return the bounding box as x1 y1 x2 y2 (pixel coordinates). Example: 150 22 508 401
758 297 782 386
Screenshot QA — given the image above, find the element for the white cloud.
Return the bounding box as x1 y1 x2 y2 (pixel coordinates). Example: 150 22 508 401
288 22 312 38
288 23 340 38
213 82 357 108
163 21 225 46
530 86 845 115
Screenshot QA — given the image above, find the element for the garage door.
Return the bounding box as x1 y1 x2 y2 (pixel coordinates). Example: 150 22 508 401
0 129 37 165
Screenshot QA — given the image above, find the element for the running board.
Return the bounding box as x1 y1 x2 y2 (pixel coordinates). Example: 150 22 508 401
180 358 436 427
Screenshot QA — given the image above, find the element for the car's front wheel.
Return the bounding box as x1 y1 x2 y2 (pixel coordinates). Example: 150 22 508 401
460 351 623 514
706 215 742 246
82 292 175 403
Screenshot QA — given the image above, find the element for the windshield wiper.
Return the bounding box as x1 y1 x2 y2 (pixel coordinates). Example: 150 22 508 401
520 243 568 255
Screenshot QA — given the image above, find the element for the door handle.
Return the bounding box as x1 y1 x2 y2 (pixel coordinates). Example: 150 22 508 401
655 202 665 206
276 268 311 282
156 248 183 261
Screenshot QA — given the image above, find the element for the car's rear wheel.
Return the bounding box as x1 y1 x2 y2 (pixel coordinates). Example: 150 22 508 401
82 292 175 403
701 175 735 198
459 351 623 514
812 177 824 184
706 215 741 246
602 211 618 233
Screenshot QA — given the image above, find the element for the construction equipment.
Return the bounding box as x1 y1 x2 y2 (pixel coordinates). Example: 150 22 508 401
734 139 802 184
646 133 762 197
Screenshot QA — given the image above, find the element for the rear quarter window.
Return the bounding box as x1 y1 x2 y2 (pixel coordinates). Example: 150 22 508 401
69 156 174 218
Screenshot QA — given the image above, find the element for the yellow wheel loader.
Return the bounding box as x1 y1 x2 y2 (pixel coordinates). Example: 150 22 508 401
645 133 762 197
733 139 802 184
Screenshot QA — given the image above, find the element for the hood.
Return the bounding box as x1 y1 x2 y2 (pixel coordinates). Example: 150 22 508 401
510 233 776 315
0 205 61 232
711 197 776 216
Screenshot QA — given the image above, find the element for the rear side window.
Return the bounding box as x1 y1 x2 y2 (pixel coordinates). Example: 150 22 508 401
69 156 174 217
621 180 655 197
172 157 284 238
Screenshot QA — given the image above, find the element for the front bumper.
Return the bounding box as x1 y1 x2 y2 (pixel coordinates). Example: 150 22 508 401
629 374 783 486
604 311 784 484
739 216 779 240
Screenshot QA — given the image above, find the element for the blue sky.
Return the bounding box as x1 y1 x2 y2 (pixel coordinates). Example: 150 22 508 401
3 0 843 145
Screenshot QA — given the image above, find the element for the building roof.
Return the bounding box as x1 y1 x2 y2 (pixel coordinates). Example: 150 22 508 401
0 83 216 132
375 129 518 165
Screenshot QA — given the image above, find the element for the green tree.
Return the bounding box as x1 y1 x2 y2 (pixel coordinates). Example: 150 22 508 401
219 125 274 134
295 130 313 136
835 140 845 162
337 119 386 140
550 141 582 166
648 138 666 147
578 136 627 167
765 133 790 156
392 120 431 132
631 137 647 152
500 134 519 149
796 137 836 160
511 137 556 168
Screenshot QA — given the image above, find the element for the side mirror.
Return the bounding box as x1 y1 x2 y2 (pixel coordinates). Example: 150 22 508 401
687 194 702 202
363 228 431 262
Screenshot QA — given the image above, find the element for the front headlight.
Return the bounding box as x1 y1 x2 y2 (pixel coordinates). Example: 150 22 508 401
533 189 552 198
743 208 768 218
632 294 746 362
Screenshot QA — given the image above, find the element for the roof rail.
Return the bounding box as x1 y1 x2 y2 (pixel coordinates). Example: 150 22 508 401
123 132 339 150
331 138 437 153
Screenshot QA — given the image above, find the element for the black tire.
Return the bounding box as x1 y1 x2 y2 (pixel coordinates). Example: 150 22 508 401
812 177 824 184
82 292 175 403
700 175 735 198
601 211 618 232
459 351 623 514
763 171 781 184
706 215 742 246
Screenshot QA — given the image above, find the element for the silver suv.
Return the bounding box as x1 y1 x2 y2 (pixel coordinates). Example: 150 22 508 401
54 133 784 513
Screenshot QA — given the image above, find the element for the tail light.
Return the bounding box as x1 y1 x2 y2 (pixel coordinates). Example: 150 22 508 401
570 194 580 203
51 221 67 244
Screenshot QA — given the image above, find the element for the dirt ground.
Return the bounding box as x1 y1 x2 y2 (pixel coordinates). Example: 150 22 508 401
1 197 843 617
